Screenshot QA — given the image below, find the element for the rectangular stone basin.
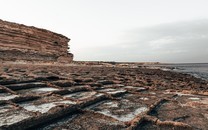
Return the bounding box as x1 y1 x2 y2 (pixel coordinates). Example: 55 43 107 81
0 104 14 113
38 111 126 130
90 98 147 122
97 88 126 95
18 99 76 114
16 87 59 95
63 91 97 100
0 92 18 101
0 109 32 127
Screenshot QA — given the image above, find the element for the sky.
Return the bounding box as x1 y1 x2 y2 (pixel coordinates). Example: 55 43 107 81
0 0 208 63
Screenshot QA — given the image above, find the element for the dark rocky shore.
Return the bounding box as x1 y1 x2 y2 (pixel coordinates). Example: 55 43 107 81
0 63 207 130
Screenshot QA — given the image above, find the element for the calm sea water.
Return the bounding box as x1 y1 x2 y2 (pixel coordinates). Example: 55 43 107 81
154 63 208 80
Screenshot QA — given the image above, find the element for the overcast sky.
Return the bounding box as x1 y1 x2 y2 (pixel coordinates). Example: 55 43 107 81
0 0 208 63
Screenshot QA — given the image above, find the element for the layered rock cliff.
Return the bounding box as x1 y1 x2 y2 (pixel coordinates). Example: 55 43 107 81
0 19 73 63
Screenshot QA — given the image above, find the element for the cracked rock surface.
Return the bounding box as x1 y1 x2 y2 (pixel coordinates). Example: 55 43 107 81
0 63 207 130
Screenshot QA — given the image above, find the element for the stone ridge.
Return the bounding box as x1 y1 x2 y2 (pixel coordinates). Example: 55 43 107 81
0 19 73 63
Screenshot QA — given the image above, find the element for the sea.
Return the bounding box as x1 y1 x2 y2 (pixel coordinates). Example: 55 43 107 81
151 63 208 81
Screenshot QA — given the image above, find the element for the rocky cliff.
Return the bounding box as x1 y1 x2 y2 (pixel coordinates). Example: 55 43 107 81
0 19 73 63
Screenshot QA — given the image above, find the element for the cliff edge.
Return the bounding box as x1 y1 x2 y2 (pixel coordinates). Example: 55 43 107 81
0 19 73 64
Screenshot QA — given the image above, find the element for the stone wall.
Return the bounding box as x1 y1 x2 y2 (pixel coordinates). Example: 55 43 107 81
0 19 73 63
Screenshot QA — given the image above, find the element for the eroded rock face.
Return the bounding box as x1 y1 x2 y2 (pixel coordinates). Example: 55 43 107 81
0 19 73 63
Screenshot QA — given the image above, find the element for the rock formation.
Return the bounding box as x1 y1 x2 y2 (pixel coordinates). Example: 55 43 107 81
0 63 207 129
0 19 73 63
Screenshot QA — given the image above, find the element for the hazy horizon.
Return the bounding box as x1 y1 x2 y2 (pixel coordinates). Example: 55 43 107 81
1 0 208 63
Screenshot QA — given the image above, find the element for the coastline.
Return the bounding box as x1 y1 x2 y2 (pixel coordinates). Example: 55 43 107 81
146 63 208 81
0 62 207 129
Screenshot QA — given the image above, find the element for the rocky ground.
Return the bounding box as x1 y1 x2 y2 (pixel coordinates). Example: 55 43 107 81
0 63 207 130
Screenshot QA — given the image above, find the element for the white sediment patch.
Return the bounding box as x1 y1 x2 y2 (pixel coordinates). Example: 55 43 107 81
124 86 135 89
161 68 170 71
103 101 119 108
107 89 126 94
104 84 125 88
17 87 59 95
139 97 149 101
124 86 147 91
93 100 148 122
0 93 18 101
64 91 97 100
98 88 116 92
0 104 13 113
181 97 208 108
204 114 208 120
22 103 56 113
31 87 59 92
176 92 193 96
163 90 193 96
0 110 32 126
114 84 125 87
98 88 126 94
149 92 156 95
20 100 76 114
95 93 105 97
98 106 147 122
189 97 200 100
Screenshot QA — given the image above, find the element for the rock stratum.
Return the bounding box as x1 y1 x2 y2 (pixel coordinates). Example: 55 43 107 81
0 19 73 63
